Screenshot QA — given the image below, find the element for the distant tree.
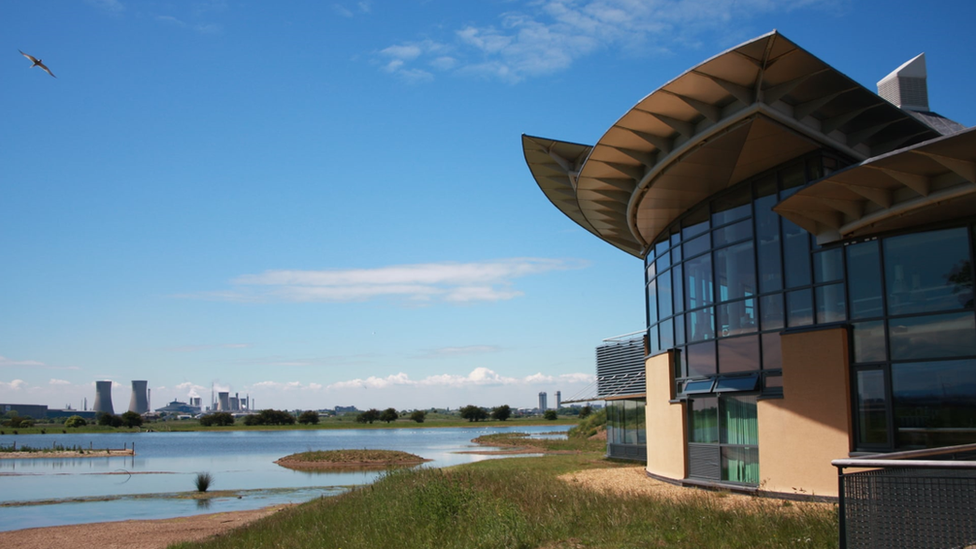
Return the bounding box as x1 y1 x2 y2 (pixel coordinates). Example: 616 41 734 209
298 411 320 425
98 413 124 428
200 412 235 427
242 414 260 426
255 409 296 426
409 410 426 423
578 405 593 419
544 410 558 421
380 408 399 423
121 411 144 428
491 404 512 421
460 405 489 422
64 415 87 428
356 409 380 424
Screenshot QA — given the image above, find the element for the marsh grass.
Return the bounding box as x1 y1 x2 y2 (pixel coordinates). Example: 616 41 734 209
194 472 213 493
171 454 837 549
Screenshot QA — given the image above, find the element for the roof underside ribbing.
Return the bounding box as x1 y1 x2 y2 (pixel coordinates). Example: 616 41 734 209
523 31 942 258
775 125 976 243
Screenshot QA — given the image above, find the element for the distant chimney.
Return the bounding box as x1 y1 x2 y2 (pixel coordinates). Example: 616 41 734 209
877 53 929 112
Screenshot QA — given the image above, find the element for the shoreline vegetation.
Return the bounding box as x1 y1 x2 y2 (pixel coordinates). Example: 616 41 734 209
0 430 839 548
275 449 431 471
163 431 836 549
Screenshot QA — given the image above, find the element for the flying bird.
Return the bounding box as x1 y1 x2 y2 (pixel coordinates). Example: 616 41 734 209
19 50 56 78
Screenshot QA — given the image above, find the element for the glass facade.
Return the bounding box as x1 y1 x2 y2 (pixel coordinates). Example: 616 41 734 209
606 399 646 446
644 152 976 480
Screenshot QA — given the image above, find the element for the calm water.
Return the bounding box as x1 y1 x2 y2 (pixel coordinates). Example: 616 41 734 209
0 425 568 532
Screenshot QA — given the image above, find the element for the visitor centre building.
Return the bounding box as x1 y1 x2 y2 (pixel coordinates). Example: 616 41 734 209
523 31 975 498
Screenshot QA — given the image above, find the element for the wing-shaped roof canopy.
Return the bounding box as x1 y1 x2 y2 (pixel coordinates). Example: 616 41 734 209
523 31 942 258
774 126 976 243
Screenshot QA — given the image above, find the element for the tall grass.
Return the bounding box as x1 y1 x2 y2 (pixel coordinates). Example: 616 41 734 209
194 472 213 493
171 454 837 549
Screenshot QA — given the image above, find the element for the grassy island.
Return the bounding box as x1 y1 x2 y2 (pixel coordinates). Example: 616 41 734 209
274 449 430 471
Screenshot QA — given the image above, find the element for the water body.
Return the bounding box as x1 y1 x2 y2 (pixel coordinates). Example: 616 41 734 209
0 425 568 532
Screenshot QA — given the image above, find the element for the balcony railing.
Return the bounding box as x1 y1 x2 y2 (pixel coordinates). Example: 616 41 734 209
832 444 976 549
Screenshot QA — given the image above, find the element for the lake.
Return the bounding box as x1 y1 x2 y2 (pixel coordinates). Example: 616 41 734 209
0 424 569 532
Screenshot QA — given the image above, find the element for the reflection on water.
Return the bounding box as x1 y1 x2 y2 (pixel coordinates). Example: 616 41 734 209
0 425 568 532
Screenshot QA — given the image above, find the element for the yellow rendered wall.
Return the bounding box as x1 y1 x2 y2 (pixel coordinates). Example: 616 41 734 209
645 350 687 481
758 327 851 498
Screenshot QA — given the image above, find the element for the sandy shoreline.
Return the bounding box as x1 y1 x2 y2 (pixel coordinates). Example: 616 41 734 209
0 449 134 459
0 505 292 549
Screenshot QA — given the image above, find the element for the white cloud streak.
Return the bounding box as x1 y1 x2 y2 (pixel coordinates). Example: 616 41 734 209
326 367 594 390
187 258 586 304
377 0 836 82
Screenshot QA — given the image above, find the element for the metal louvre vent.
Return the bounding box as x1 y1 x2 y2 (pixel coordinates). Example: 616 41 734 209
689 444 721 480
596 338 646 398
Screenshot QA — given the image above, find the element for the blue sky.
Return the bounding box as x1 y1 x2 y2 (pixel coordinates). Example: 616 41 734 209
2 0 974 413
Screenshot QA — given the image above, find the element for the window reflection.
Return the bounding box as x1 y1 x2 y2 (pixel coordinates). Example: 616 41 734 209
852 321 886 363
847 241 883 319
715 241 756 302
884 228 973 316
892 360 976 448
889 312 976 361
685 255 714 309
857 369 889 446
718 335 760 373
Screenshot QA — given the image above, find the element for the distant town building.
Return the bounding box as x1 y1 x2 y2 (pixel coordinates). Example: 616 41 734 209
155 400 201 415
538 392 547 412
555 391 562 409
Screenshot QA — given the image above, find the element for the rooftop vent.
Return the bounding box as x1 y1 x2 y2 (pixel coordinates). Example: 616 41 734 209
877 53 929 112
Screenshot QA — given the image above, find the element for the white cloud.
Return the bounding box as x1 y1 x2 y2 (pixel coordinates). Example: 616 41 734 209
186 258 586 305
49 379 72 386
327 367 594 391
0 356 46 368
0 379 27 390
375 0 837 82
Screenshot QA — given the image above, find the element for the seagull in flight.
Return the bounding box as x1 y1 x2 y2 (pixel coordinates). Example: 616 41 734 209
19 50 56 78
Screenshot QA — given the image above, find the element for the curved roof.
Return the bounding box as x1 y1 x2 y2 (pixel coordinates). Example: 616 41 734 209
774 125 976 243
523 31 941 258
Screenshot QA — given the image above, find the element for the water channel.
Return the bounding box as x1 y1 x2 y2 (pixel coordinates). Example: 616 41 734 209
0 425 570 532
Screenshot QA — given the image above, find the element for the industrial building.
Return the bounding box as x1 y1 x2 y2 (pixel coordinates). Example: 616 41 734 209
523 31 974 497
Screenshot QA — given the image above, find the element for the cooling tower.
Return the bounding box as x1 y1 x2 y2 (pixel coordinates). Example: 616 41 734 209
217 392 230 411
128 380 149 414
93 381 115 415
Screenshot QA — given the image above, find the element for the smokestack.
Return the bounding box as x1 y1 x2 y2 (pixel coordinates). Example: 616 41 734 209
877 53 929 112
129 380 149 414
93 381 115 415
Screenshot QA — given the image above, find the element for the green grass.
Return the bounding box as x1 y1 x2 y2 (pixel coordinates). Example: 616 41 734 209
278 449 426 464
170 453 838 549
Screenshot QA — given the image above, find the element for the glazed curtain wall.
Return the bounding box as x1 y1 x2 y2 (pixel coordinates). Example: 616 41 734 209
606 399 646 445
644 153 976 454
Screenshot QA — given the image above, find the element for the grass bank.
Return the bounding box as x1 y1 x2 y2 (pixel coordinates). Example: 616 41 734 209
172 453 837 548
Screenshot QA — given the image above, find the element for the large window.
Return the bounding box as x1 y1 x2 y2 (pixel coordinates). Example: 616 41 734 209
850 227 976 450
606 399 646 446
689 395 759 484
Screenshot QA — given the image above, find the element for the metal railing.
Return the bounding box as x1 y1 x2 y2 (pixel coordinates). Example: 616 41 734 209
833 444 976 549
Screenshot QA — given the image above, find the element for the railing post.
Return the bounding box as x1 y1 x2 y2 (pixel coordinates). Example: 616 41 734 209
836 465 846 549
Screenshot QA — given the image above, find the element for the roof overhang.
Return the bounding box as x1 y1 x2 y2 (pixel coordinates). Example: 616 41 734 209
774 126 976 244
523 31 941 258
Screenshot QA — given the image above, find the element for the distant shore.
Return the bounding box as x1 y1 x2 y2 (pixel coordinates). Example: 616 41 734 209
0 449 134 460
